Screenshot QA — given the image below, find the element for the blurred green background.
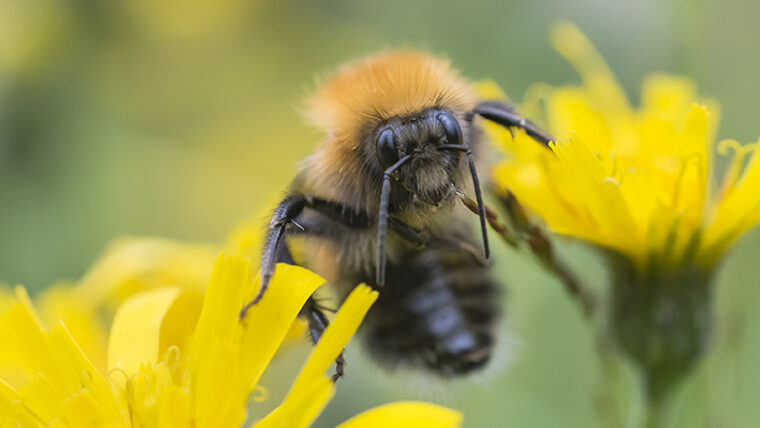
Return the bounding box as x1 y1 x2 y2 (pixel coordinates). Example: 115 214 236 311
2 0 759 426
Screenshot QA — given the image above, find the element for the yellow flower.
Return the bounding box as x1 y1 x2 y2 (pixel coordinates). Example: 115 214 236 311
37 212 297 375
483 21 760 407
18 237 221 374
485 21 760 273
0 253 463 427
77 237 219 310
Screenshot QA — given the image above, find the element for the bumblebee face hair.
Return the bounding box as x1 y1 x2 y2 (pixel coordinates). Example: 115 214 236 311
374 108 463 206
296 51 553 288
304 51 478 201
302 51 487 286
373 108 489 286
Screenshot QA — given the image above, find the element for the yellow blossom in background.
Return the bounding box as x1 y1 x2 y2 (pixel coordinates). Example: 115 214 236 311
481 22 760 411
78 237 218 310
0 253 463 427
10 237 220 374
117 0 260 41
484 21 760 272
0 0 71 75
26 209 297 374
78 199 276 312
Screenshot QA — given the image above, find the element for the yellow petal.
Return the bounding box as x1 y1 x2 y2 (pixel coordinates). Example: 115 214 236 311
288 284 377 399
255 284 378 428
0 286 56 389
474 79 510 101
702 136 760 263
253 376 335 428
0 287 129 427
189 254 325 428
35 284 109 374
157 384 193 428
107 287 181 377
0 378 41 427
47 323 130 426
486 24 747 272
127 361 178 427
61 388 108 428
551 21 629 115
77 237 217 310
642 74 698 127
336 402 464 428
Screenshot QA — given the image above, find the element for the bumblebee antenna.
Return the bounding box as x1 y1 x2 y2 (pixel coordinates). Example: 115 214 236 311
439 144 490 259
376 154 412 286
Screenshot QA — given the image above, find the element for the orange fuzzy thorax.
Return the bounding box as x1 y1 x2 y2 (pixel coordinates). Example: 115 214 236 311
307 50 477 147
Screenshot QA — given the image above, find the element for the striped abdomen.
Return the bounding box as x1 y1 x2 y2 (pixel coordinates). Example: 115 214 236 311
359 243 502 376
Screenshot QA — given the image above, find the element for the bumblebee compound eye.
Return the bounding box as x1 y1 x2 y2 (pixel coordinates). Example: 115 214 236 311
376 128 399 168
437 111 463 145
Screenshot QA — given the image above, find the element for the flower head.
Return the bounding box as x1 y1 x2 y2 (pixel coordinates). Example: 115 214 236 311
482 22 760 405
29 210 297 376
485 22 760 273
0 253 462 427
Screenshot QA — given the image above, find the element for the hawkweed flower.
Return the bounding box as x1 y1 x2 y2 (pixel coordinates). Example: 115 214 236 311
0 253 462 427
27 209 301 375
483 22 760 418
18 236 245 374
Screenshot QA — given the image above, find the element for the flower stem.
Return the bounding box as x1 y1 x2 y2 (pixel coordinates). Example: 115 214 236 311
641 377 678 428
526 225 596 317
464 191 597 318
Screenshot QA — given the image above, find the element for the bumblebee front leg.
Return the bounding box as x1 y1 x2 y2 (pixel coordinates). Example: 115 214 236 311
471 101 554 146
240 193 425 318
239 194 308 319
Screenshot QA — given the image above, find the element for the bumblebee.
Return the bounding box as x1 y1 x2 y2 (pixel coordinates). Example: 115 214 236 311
240 51 551 379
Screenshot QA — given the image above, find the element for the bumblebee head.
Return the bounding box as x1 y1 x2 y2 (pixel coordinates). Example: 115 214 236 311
374 108 467 207
304 50 492 286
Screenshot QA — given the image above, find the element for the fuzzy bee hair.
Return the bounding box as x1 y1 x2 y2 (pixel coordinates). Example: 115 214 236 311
307 50 477 136
299 51 478 211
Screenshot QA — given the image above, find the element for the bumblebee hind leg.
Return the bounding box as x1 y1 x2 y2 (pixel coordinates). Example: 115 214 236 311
302 297 346 382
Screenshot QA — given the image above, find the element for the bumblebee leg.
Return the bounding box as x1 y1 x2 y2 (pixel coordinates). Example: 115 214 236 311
472 101 554 146
302 297 346 382
239 194 307 318
303 196 372 228
241 194 367 317
257 231 349 381
298 196 426 245
388 216 428 248
240 193 428 318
